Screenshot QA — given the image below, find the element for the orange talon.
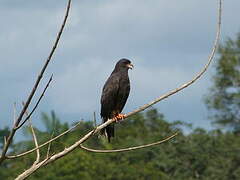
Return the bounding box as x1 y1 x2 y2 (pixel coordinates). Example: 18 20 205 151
114 113 125 122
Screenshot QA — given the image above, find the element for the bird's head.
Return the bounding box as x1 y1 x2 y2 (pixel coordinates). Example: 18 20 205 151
115 58 134 71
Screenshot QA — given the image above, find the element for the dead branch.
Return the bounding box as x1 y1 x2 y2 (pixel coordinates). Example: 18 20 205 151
13 102 17 126
14 0 222 178
17 75 53 129
15 104 42 180
125 2 222 118
17 1 222 177
0 0 71 164
28 119 40 165
15 158 49 180
9 0 222 162
46 133 55 159
80 132 179 153
6 122 80 159
22 101 40 165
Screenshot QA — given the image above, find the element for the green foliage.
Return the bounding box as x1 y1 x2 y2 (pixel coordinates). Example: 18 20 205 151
205 33 240 132
41 111 69 135
0 109 240 179
0 127 10 149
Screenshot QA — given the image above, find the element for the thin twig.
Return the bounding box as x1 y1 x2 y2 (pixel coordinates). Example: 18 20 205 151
28 120 40 165
93 112 97 128
22 101 40 165
125 1 222 118
80 132 179 153
17 75 53 129
0 0 71 164
13 102 17 126
4 136 7 146
6 122 80 159
46 132 55 158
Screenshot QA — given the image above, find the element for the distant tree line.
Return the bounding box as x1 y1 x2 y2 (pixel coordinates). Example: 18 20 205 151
0 108 240 180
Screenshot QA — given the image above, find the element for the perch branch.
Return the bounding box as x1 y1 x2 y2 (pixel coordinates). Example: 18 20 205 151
12 0 221 164
125 0 222 118
16 0 222 178
8 0 222 161
22 0 222 168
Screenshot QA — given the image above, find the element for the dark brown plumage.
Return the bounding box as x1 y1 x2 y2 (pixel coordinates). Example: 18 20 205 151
100 58 133 142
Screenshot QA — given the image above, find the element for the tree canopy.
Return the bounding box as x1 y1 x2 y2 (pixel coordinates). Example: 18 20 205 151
1 109 240 179
205 33 240 133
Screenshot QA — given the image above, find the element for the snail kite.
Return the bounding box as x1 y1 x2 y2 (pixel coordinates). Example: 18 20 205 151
100 58 133 142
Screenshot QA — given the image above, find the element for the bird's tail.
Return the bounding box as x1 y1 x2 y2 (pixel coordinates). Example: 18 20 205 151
101 124 114 142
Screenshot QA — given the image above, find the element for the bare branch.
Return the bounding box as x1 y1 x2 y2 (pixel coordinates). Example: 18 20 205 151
25 0 222 170
15 103 42 180
80 132 179 153
11 0 222 162
125 0 222 118
28 120 40 165
15 158 49 180
13 102 17 126
4 136 7 146
46 132 55 158
6 122 80 159
22 101 40 165
93 112 97 128
8 0 222 162
17 75 53 129
15 0 222 178
0 0 71 164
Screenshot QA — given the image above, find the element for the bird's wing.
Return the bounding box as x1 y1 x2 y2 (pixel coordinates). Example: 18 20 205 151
100 73 120 120
116 78 130 113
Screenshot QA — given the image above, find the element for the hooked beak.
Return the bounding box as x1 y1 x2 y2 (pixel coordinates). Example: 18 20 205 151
127 63 134 70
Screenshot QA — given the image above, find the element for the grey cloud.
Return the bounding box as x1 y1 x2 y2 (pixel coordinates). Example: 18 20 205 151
0 0 239 133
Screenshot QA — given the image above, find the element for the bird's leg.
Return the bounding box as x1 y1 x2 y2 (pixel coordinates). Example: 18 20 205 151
113 114 126 122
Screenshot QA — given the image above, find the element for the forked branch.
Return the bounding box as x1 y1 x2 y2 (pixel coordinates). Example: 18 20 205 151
6 122 80 159
28 119 40 165
22 102 40 165
16 1 222 178
7 0 222 179
0 0 71 164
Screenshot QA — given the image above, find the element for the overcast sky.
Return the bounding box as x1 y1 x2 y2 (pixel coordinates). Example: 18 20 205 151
0 0 239 138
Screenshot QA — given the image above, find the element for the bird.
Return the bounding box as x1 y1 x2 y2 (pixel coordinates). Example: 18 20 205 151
100 58 133 142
